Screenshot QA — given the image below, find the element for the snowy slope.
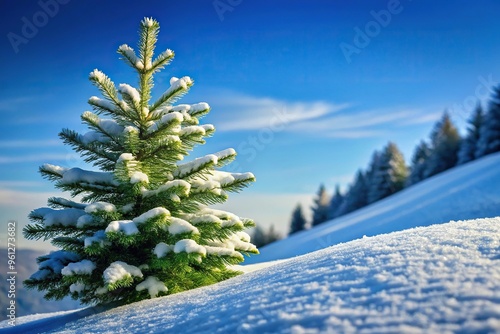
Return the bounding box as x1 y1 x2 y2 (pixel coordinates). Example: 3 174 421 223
1 218 499 333
247 152 500 264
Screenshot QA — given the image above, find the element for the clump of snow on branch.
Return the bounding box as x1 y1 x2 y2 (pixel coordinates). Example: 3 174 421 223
84 230 108 248
103 261 143 285
133 207 170 225
168 217 199 235
136 276 168 298
154 242 172 258
142 180 191 198
61 260 96 276
118 44 144 70
76 214 94 228
89 69 106 82
29 251 81 281
69 282 87 294
130 172 149 184
174 239 206 256
85 202 116 214
146 112 183 134
142 17 155 27
106 220 138 235
31 208 86 227
118 84 141 104
61 168 117 186
88 96 116 112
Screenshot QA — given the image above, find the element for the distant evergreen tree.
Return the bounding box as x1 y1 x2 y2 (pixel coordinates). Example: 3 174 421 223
327 184 344 220
289 204 307 235
251 226 267 248
367 142 408 203
476 85 500 158
337 170 368 216
407 140 431 186
365 150 381 195
458 104 484 164
425 111 461 178
252 225 281 248
266 225 281 245
311 184 330 227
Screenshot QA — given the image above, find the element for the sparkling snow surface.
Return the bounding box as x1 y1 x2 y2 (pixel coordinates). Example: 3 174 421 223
3 218 499 333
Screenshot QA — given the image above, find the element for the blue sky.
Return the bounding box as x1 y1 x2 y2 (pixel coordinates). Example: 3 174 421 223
1 0 500 249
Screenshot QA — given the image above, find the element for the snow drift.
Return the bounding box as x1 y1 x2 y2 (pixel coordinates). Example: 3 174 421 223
2 217 499 333
247 152 500 264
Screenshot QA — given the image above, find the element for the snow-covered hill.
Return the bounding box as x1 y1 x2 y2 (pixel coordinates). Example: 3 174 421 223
2 217 499 333
2 153 499 333
247 152 500 264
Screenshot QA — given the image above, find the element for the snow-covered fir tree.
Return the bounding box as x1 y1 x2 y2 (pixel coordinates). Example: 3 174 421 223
289 204 307 235
424 111 461 178
476 85 500 158
327 184 344 220
311 184 330 227
337 170 368 216
23 18 258 306
367 142 408 204
458 103 484 164
407 140 431 186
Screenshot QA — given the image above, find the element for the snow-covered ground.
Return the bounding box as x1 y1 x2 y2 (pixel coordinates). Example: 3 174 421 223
247 152 500 264
2 217 499 333
2 154 500 333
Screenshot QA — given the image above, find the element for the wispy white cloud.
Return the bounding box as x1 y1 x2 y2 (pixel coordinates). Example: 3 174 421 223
0 181 47 188
288 108 428 138
208 90 439 138
0 139 61 148
0 95 75 124
325 130 386 138
398 111 442 125
0 153 70 164
0 188 57 207
210 92 349 132
0 96 35 111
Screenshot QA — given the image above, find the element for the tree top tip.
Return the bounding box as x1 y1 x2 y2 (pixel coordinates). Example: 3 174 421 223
141 17 158 28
